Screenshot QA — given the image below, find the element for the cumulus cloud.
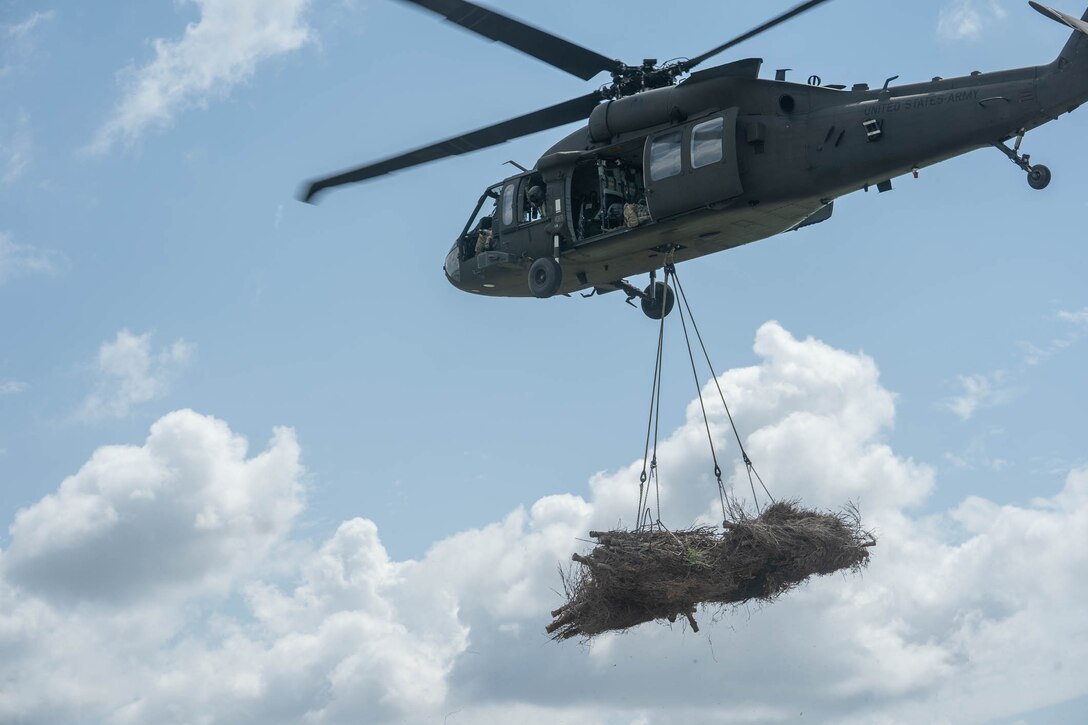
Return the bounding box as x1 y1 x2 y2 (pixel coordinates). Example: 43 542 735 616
4 410 304 603
2 323 1087 724
89 0 313 153
0 230 64 284
0 380 28 395
78 329 195 420
937 0 1007 41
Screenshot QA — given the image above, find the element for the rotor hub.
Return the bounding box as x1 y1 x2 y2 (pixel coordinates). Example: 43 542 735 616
605 62 684 100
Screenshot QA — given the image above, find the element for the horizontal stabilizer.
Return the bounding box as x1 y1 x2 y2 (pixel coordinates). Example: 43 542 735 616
1030 1 1088 35
791 201 834 232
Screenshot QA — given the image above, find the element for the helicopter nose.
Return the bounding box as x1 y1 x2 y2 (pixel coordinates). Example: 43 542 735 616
443 245 461 284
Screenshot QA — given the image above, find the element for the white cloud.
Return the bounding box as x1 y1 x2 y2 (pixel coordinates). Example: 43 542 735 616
2 323 1088 724
943 371 1012 421
0 230 64 284
0 10 55 77
5 11 55 40
3 409 304 603
78 329 195 420
950 306 1088 421
943 426 1009 472
937 0 1007 41
1017 308 1088 366
1057 307 1088 325
89 0 313 153
0 380 28 395
0 109 33 185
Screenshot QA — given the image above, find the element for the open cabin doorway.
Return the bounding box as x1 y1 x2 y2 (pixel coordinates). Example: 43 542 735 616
569 138 651 243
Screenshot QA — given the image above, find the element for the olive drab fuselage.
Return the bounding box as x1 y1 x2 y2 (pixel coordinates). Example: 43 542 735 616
445 17 1088 299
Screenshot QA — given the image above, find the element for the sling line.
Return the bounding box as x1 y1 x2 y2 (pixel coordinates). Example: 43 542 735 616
637 266 670 530
636 262 776 530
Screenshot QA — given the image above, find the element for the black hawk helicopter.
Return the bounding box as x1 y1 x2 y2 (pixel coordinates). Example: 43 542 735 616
301 0 1088 319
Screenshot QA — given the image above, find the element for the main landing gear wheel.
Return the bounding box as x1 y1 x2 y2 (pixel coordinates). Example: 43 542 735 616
528 257 562 298
641 281 675 320
995 132 1052 192
1028 164 1052 190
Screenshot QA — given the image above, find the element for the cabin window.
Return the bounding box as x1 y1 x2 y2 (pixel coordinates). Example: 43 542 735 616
501 182 516 226
649 131 682 181
691 117 724 168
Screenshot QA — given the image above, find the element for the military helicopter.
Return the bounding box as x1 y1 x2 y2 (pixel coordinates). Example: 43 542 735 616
301 0 1088 319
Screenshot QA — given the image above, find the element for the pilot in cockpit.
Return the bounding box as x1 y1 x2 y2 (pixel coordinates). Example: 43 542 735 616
474 215 494 255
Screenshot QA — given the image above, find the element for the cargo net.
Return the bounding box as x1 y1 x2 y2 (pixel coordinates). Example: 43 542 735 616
548 262 875 641
547 500 875 641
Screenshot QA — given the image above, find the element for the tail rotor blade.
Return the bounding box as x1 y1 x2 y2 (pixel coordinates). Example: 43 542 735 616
1029 1 1088 35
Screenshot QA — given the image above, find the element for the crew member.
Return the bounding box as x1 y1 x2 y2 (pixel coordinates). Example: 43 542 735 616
526 184 547 220
475 216 494 255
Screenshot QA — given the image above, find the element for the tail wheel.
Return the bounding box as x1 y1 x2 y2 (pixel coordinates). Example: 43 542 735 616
641 281 675 320
1027 164 1051 190
528 257 563 298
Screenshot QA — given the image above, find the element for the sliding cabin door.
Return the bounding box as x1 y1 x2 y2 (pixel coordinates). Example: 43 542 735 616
644 108 742 220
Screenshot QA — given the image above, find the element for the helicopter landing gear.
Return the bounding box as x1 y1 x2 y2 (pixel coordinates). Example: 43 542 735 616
640 281 675 320
1027 164 1052 190
609 276 676 319
994 130 1051 190
528 257 562 298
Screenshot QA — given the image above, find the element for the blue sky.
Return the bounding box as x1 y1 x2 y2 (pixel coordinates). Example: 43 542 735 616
1 1 1087 723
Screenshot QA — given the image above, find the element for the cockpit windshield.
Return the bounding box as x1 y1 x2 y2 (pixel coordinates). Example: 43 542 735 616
462 184 502 238
459 183 502 261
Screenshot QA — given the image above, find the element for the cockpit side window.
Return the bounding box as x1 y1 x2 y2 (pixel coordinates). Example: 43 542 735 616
649 130 683 181
501 182 516 226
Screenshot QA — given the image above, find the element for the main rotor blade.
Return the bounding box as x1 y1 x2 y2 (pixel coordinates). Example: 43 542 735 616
679 0 835 73
300 91 603 203
396 0 622 80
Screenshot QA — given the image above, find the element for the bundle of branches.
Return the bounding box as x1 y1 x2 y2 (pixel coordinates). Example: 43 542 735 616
547 500 875 641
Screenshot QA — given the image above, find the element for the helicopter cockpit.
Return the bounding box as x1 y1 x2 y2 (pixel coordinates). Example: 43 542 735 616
444 170 557 293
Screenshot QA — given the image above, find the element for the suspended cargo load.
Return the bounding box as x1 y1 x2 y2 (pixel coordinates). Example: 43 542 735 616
547 262 875 641
547 501 875 641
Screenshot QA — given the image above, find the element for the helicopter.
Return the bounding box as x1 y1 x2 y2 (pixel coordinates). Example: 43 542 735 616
301 0 1088 319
